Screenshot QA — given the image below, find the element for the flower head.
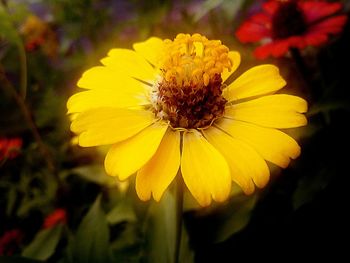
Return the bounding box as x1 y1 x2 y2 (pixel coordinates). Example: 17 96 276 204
0 137 22 162
0 229 23 256
67 33 307 206
20 15 58 58
236 0 348 59
42 208 67 229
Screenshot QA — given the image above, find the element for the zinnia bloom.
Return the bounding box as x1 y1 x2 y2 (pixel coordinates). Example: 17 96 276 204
0 229 23 256
67 33 307 206
0 137 22 161
20 15 58 58
42 208 67 229
236 0 347 59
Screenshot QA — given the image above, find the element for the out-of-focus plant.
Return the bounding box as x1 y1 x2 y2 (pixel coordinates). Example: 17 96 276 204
0 0 349 262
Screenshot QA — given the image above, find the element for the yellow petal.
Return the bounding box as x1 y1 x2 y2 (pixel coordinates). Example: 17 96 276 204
203 126 270 192
181 130 231 206
223 65 286 102
136 129 180 201
217 119 301 168
225 94 308 128
67 89 150 114
100 49 156 82
77 66 148 92
105 122 168 180
221 51 241 83
133 37 164 67
71 107 155 146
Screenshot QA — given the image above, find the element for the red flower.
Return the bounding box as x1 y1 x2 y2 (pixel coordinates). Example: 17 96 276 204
43 208 67 229
236 0 348 59
20 15 58 58
0 229 23 256
0 137 22 162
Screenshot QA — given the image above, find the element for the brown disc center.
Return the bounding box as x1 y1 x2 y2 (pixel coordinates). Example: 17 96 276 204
153 74 226 129
272 1 307 39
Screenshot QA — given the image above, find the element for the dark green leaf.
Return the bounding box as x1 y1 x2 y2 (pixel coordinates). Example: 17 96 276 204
179 224 194 263
6 187 17 216
106 199 136 225
68 195 111 263
293 170 331 210
144 191 177 263
72 165 116 186
221 0 245 20
0 6 21 45
22 224 64 261
111 224 143 263
213 195 257 243
193 0 224 22
0 256 43 263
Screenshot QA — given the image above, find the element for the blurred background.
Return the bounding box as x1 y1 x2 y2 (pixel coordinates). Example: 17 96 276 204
1 0 349 262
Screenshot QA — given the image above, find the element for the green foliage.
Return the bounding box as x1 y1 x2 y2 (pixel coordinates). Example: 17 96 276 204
106 198 137 225
22 224 64 260
72 165 116 186
1 0 348 261
144 191 177 263
65 195 111 263
212 195 257 243
0 257 42 263
0 6 21 45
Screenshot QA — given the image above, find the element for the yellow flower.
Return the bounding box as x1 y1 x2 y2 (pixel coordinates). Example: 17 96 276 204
67 33 307 206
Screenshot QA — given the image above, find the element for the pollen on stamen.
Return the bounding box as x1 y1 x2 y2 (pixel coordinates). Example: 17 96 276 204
151 33 233 129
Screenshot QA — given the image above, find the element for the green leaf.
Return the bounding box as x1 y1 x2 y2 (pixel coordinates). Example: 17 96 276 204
221 0 245 20
110 224 143 263
186 194 257 244
106 199 137 225
193 0 224 22
179 224 195 263
213 195 257 243
6 187 17 216
68 195 111 263
144 191 177 263
293 169 331 210
22 224 64 261
0 256 43 263
72 165 116 186
0 6 21 45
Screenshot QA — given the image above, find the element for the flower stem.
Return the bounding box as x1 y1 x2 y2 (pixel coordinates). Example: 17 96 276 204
0 65 55 174
17 42 27 99
290 48 315 100
174 175 183 263
1 1 27 99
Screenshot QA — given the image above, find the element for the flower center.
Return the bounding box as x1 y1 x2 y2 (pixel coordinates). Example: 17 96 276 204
272 0 307 39
151 33 232 129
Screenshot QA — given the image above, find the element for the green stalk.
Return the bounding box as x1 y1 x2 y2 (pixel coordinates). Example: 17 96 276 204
0 65 55 173
174 175 184 263
17 42 27 99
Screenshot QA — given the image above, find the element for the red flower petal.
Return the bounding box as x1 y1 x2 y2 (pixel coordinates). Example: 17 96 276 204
254 42 276 59
304 32 328 46
254 36 307 59
0 137 22 161
300 1 343 24
0 229 23 256
262 0 280 15
309 15 348 36
43 208 67 229
236 13 271 43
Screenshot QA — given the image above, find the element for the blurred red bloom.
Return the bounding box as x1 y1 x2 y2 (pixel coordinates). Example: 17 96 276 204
236 0 348 59
43 208 67 229
0 229 23 256
0 137 22 161
20 15 58 58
